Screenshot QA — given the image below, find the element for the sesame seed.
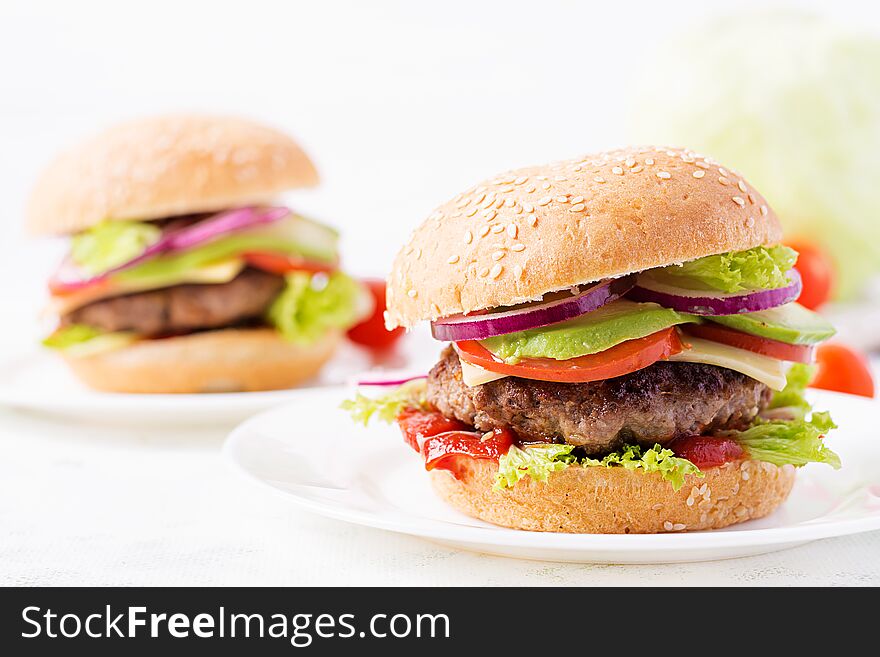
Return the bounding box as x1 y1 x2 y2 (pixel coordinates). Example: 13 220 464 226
541 182 551 190
483 209 497 220
737 180 748 193
556 196 569 203
528 214 538 227
672 523 686 531
695 161 710 169
645 158 654 165
631 165 644 173
732 196 746 207
464 230 473 244
625 158 637 168
555 175 567 181
718 167 728 176
686 497 695 507
612 166 623 175
760 205 768 216
504 198 515 208
698 484 707 495
474 193 486 204
593 176 605 183
447 255 460 264
681 155 695 163
663 521 673 531
570 196 584 204
718 176 730 186
536 175 547 180
536 196 552 206
513 265 523 278
507 224 518 238
481 431 494 442
526 185 536 193
651 503 664 511
514 176 528 185
512 243 526 252
747 193 756 205
407 289 418 298
742 470 750 480
490 264 503 279
499 186 514 194
734 506 748 517
491 224 504 234
479 266 489 277
465 207 478 217
478 226 490 237
692 170 705 179
492 250 505 261
656 170 671 179
570 203 586 212
431 303 441 315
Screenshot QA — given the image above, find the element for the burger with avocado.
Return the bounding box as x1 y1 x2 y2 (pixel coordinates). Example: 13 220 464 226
33 114 371 393
345 146 839 534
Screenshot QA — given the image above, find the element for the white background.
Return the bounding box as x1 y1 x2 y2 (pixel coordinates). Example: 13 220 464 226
1 0 879 586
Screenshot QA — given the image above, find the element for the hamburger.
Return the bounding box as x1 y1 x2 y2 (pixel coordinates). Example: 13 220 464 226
32 114 371 393
345 146 840 534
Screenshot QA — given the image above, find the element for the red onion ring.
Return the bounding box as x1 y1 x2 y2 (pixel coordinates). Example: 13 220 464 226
356 375 427 387
430 275 635 341
627 269 802 315
50 206 291 294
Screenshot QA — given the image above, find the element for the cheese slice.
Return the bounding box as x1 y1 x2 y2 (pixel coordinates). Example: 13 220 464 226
458 336 789 390
460 357 510 387
46 259 246 316
669 337 788 391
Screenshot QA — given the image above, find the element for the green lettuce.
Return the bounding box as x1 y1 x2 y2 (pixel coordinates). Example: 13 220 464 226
42 324 136 357
768 363 815 416
71 220 162 275
656 246 797 293
495 443 702 491
341 379 429 425
728 411 840 469
267 271 363 345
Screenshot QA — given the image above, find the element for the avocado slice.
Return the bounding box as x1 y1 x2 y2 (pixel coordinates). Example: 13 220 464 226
708 303 836 345
480 300 698 363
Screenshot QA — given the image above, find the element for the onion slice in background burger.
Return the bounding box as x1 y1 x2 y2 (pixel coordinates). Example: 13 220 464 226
430 275 635 341
628 269 802 315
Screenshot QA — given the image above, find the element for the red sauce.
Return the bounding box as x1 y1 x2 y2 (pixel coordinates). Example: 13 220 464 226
669 435 744 468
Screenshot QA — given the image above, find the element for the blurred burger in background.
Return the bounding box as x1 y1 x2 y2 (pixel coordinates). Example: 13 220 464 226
30 114 377 393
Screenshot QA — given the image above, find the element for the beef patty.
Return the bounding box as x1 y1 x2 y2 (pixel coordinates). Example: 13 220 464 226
427 346 771 454
63 268 285 337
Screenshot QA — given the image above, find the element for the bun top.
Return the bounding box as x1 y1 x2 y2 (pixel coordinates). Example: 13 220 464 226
27 114 319 235
386 146 783 329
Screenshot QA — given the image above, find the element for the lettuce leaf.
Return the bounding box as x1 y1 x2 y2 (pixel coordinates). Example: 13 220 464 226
728 411 840 469
768 363 815 416
71 220 162 276
267 271 363 345
42 324 136 357
341 379 429 425
495 443 701 491
656 246 798 293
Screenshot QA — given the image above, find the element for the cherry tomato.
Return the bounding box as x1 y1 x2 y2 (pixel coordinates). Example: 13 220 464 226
347 279 405 350
242 252 336 274
455 328 684 383
811 343 875 398
668 435 744 468
785 239 835 310
685 323 814 363
423 427 516 479
396 408 470 453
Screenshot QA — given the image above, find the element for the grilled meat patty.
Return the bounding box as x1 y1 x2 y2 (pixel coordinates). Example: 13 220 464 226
63 268 285 337
427 346 771 454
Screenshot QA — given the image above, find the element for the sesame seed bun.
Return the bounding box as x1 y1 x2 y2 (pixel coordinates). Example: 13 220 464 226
27 114 319 236
431 457 795 534
386 146 782 329
62 328 340 394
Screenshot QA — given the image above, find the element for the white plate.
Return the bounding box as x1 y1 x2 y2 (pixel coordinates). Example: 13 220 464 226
225 387 880 563
0 335 434 425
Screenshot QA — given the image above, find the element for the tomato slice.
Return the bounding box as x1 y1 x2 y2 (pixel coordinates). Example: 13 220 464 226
811 343 875 398
455 328 685 383
423 427 516 479
668 435 744 468
242 252 337 274
685 323 815 364
347 279 405 350
396 408 470 453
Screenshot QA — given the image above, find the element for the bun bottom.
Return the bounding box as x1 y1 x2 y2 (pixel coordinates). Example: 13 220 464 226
430 458 795 534
63 328 341 394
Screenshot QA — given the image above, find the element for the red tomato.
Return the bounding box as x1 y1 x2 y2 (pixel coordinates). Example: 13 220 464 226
668 435 744 468
685 323 814 363
242 252 337 274
347 279 405 350
785 239 835 310
423 427 516 479
454 328 685 383
396 408 470 453
811 343 875 398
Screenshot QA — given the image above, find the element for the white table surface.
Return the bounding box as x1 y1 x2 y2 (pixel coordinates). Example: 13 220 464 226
2 394 879 587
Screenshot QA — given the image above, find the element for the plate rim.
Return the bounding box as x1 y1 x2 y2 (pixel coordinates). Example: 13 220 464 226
223 386 880 553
